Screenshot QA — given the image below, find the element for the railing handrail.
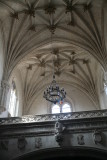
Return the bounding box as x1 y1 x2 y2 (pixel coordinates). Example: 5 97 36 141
0 109 107 125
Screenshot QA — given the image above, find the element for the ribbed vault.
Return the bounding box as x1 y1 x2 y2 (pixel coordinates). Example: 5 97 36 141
17 45 100 114
0 0 106 114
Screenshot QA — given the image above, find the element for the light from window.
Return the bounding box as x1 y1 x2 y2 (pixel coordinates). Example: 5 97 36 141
52 103 71 114
8 90 17 117
62 103 71 113
52 104 60 114
104 83 107 95
8 81 18 117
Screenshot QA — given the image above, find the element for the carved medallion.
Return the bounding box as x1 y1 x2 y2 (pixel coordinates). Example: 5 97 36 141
93 130 102 144
35 138 42 149
77 135 85 145
18 136 27 150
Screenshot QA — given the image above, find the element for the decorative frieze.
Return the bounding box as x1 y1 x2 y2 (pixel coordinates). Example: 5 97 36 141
0 109 107 124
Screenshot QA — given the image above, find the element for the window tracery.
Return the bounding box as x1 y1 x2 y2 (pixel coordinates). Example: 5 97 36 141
52 102 71 114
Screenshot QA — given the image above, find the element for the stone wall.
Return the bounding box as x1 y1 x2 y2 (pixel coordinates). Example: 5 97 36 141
0 110 107 159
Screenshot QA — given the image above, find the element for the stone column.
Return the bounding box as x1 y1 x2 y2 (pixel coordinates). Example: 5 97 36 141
0 80 10 114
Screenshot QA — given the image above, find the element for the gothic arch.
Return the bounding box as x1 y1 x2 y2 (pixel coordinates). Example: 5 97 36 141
12 147 107 160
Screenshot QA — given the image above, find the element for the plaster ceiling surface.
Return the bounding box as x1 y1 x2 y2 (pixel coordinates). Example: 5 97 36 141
0 0 107 113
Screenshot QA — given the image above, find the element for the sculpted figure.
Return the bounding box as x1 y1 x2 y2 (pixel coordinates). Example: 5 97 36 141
55 119 65 145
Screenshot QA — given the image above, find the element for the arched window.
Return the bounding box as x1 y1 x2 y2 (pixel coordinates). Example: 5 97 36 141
8 80 18 117
51 102 71 114
52 104 60 114
62 103 71 113
104 81 107 95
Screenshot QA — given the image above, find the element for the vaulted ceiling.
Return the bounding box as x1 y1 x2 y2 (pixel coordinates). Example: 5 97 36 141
0 0 107 113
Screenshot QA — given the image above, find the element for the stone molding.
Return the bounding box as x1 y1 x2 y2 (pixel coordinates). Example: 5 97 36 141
0 109 107 125
0 111 107 139
0 111 107 160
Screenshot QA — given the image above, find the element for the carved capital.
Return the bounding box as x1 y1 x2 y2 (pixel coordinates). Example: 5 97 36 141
84 3 92 12
47 24 56 34
55 133 63 145
10 12 19 20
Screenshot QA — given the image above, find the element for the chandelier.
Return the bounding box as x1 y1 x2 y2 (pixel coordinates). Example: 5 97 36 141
43 74 66 104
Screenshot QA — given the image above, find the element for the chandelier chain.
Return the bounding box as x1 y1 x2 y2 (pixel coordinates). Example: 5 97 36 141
43 17 66 104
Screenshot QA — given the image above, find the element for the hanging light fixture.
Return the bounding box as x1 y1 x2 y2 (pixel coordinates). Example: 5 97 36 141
43 74 66 104
43 27 66 104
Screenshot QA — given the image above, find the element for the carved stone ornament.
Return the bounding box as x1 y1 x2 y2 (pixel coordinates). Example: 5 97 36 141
18 136 27 150
0 140 9 150
45 4 56 15
77 135 85 145
35 137 42 149
55 133 63 145
10 12 19 20
1 110 107 125
93 130 102 144
48 24 56 34
55 119 65 145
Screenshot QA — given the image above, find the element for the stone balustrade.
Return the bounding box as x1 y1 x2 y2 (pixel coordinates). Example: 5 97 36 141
0 109 107 160
0 109 107 125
